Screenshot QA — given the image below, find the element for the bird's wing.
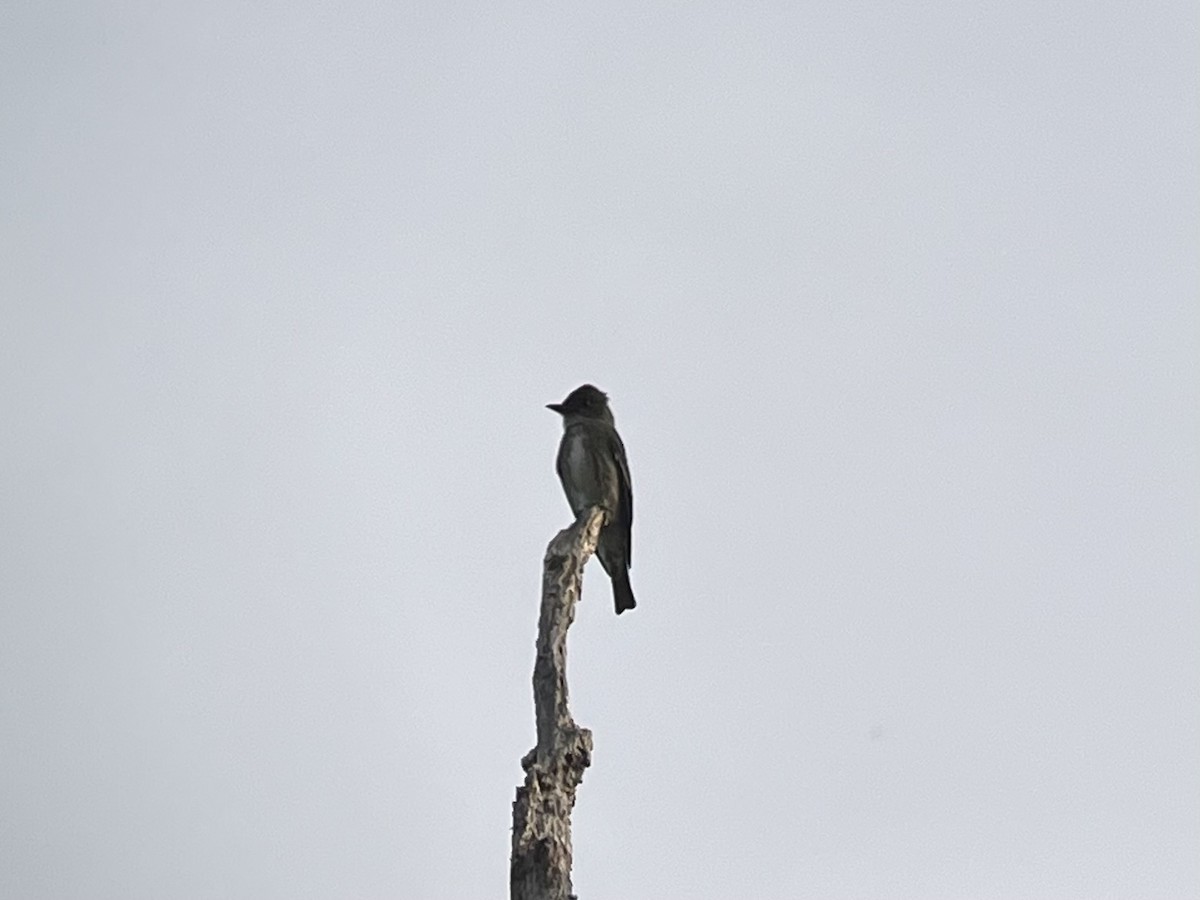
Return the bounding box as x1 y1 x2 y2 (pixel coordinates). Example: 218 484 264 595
609 430 634 564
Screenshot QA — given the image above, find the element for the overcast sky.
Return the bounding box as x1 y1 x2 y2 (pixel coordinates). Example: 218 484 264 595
2 4 1197 899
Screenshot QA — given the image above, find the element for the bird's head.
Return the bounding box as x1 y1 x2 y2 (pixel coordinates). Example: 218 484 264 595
547 384 612 421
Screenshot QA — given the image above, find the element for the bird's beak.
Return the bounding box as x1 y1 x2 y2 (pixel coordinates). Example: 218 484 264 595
546 403 565 414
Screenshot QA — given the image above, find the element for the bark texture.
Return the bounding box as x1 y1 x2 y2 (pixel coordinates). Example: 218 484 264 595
510 507 605 900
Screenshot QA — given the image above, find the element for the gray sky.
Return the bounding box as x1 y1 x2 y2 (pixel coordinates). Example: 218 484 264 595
2 4 1197 898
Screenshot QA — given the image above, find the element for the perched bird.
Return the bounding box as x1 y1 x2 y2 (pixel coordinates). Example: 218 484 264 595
547 384 637 614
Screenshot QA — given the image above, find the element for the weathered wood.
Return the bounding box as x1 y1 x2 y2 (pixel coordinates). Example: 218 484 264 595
510 507 605 900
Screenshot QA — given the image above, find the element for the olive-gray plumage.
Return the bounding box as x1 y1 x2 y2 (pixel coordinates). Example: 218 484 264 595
547 384 636 614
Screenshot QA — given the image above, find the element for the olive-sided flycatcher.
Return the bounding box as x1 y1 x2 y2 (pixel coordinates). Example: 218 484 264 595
547 384 636 614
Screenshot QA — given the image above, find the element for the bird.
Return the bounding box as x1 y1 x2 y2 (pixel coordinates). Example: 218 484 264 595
547 384 637 614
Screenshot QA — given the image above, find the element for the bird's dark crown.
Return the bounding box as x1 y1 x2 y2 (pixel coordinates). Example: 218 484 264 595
548 384 610 417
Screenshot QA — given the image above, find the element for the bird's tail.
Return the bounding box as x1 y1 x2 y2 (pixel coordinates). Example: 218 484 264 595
612 569 637 615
